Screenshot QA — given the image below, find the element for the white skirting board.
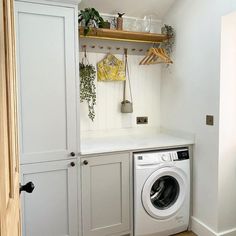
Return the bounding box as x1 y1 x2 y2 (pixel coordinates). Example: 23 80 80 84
191 217 236 236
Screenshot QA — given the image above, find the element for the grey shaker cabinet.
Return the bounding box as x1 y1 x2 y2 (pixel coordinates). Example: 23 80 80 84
20 159 78 236
81 153 131 236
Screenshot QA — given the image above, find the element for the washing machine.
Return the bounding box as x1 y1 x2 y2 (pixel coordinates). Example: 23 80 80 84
134 148 190 236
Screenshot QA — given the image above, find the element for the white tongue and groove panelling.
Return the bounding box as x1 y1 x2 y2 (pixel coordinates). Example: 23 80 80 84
79 52 161 131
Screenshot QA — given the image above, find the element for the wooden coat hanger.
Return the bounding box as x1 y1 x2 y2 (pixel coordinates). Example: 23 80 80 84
139 48 153 65
139 47 173 65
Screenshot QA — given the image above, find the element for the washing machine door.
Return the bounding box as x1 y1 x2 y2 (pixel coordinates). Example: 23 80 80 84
142 166 187 219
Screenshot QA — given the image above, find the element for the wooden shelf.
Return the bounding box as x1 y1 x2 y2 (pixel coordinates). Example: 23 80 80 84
79 27 169 44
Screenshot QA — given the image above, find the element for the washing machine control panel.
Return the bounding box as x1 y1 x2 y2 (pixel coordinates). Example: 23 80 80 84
176 150 189 160
164 149 189 162
160 153 171 162
134 149 189 165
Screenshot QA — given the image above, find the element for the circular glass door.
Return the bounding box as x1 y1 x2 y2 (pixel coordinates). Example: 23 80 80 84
150 176 179 210
142 166 187 219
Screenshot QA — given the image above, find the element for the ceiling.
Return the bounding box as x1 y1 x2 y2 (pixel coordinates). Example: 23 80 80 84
79 0 176 19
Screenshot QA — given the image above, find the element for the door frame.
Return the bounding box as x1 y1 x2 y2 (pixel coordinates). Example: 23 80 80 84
0 0 21 235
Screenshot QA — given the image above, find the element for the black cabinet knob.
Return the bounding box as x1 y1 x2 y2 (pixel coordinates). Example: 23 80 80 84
70 162 75 167
83 160 88 165
20 182 35 194
70 152 75 157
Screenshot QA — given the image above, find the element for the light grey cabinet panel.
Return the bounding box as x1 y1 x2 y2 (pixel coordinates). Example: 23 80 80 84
15 1 79 164
81 153 130 236
21 160 78 236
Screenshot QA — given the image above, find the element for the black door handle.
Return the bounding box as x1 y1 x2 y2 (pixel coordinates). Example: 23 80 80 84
70 152 75 157
20 182 35 194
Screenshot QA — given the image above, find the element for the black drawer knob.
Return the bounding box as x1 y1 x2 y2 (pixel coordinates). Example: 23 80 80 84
70 152 75 157
83 160 88 165
70 162 75 167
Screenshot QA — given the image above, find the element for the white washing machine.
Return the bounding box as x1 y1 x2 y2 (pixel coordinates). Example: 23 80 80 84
134 148 190 236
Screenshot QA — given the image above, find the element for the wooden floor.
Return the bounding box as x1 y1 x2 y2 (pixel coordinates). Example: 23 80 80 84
174 231 197 236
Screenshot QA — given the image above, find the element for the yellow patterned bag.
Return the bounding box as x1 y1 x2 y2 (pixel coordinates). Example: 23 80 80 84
97 54 126 81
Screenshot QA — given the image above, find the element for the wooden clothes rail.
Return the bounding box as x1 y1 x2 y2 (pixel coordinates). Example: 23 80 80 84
81 44 150 53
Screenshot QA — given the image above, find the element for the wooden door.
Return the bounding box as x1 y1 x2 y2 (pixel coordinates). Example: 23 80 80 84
81 153 130 236
0 0 21 235
20 160 78 236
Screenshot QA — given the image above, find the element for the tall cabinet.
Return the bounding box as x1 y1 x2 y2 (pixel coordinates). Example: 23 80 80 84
15 0 80 235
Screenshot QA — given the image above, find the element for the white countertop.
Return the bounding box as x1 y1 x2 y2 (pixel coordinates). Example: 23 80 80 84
80 130 194 155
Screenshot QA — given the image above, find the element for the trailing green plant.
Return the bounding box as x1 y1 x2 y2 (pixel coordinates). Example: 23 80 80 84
80 62 96 121
78 8 105 35
161 24 175 55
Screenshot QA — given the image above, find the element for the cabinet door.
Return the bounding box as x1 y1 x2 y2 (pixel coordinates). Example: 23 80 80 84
15 2 78 164
82 153 130 236
21 160 78 236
